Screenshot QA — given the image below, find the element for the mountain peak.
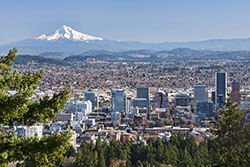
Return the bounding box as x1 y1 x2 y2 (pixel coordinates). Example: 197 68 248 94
37 25 103 41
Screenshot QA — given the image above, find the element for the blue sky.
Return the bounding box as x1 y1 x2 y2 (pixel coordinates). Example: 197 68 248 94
1 0 250 44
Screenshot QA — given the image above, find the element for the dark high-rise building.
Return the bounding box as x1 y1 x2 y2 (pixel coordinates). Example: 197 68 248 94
137 87 150 109
111 89 128 113
84 91 99 110
194 85 208 105
137 87 149 100
196 100 214 119
231 80 241 103
175 94 190 107
153 90 168 108
215 72 227 108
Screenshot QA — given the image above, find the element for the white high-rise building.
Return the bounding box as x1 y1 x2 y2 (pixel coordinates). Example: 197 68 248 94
84 91 99 110
76 100 92 116
215 72 227 108
194 85 208 105
111 89 127 113
17 125 43 139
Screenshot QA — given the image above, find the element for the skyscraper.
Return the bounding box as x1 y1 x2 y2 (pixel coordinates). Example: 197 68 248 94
111 89 127 113
136 87 150 109
137 87 149 100
196 100 214 119
84 91 99 110
175 94 190 107
215 72 227 108
153 90 169 108
231 80 241 103
76 100 92 116
194 85 208 105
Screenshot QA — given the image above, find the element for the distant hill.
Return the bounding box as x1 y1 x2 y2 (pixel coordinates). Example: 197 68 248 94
38 52 70 59
7 48 250 65
63 48 250 62
14 55 70 65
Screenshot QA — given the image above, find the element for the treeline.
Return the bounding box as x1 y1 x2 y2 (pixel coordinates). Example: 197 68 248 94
68 134 218 167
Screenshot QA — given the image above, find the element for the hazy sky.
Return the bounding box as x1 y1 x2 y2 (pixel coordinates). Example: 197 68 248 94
1 0 250 45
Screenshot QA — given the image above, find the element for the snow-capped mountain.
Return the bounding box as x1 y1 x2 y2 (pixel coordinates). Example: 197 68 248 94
37 25 103 41
0 25 151 54
1 25 250 55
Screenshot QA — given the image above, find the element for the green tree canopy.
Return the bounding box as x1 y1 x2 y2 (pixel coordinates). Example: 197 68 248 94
211 95 250 166
0 48 71 166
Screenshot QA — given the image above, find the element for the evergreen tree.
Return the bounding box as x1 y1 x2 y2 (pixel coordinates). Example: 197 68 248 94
136 160 143 167
211 95 250 166
95 135 102 152
0 48 71 166
167 144 178 167
185 135 198 158
154 138 164 163
65 145 76 158
179 148 195 167
193 141 209 167
98 151 106 167
75 141 93 167
131 141 145 165
93 151 98 167
106 139 116 165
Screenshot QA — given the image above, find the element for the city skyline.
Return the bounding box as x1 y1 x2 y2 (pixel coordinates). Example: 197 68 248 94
1 1 249 166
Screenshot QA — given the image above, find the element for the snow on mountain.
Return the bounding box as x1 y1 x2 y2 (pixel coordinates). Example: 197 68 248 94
1 25 250 55
37 25 103 41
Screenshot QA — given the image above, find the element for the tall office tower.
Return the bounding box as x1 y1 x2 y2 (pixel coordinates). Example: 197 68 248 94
137 87 149 100
84 91 99 110
231 80 241 103
153 90 169 108
175 94 190 107
194 85 208 105
136 87 150 109
76 100 92 116
111 89 127 113
215 72 227 108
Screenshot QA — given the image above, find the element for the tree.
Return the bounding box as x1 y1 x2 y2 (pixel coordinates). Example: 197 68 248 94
136 160 143 167
98 151 106 167
65 145 76 158
0 48 71 166
179 148 194 167
193 141 209 167
185 135 198 158
162 144 178 167
154 138 164 162
211 95 250 166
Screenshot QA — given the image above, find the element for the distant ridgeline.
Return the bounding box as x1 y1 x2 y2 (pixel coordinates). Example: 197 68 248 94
11 48 250 65
14 55 69 65
62 48 250 62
